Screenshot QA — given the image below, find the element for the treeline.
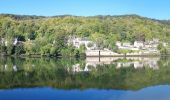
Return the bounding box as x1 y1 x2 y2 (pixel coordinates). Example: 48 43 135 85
0 14 45 20
0 14 170 56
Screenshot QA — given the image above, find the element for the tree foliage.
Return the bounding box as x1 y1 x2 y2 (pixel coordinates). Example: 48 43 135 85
0 14 170 56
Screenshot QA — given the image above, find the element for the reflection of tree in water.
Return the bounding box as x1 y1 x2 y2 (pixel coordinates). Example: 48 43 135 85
0 57 170 90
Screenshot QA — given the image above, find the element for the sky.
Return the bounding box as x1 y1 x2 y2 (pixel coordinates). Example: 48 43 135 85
0 0 170 20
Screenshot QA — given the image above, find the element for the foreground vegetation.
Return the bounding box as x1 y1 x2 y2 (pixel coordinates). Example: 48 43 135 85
0 14 170 56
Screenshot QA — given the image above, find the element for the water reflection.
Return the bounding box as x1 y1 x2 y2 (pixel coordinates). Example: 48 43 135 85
70 57 160 73
0 57 170 100
115 57 159 70
0 56 170 90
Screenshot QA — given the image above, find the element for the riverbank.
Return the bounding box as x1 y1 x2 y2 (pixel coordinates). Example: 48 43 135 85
1 53 170 58
86 54 170 57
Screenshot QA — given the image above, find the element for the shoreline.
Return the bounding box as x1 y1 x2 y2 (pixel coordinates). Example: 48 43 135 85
1 53 170 58
86 54 170 57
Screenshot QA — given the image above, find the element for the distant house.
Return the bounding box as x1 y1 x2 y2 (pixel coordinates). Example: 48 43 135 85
144 42 152 48
68 36 97 50
72 38 81 48
148 48 159 53
116 41 121 47
134 41 144 48
116 41 139 50
115 38 168 54
122 42 131 47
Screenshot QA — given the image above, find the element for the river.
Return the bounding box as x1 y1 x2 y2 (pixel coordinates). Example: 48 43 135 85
0 56 170 100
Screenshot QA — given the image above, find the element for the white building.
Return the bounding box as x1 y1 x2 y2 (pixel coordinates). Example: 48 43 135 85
116 41 121 47
116 41 139 51
115 38 168 54
68 36 97 50
122 42 132 47
134 41 144 48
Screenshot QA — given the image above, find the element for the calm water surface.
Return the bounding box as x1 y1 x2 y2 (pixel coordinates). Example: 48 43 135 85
0 57 170 100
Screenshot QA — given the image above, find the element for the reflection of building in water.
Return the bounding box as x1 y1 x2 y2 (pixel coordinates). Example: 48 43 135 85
1 63 35 72
117 62 134 68
69 63 97 73
116 58 159 70
69 57 160 72
117 61 159 70
1 64 17 72
71 64 81 72
4 64 8 71
13 65 18 72
133 62 143 69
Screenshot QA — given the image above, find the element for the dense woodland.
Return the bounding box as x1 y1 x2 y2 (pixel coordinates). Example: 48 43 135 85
0 14 170 56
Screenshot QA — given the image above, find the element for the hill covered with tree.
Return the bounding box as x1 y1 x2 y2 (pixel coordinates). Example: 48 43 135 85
0 14 170 56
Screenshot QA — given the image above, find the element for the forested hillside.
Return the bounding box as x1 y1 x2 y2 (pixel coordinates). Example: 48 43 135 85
0 14 170 56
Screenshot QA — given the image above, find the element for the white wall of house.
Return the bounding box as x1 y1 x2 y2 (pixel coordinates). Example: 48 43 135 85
115 38 168 53
68 37 97 50
134 41 144 48
122 42 131 47
116 41 121 47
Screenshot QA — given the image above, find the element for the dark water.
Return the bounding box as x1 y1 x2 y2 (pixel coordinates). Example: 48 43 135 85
0 57 170 100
